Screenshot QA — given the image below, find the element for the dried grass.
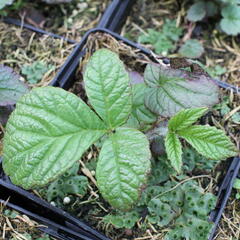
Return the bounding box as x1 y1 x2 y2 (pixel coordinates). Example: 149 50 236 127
0 22 76 86
0 203 51 240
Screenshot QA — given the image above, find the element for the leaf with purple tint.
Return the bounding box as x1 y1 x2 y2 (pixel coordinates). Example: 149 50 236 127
144 64 219 117
0 65 28 106
128 71 144 85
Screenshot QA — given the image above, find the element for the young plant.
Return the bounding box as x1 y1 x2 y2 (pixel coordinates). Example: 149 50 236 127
2 49 237 212
21 61 55 84
138 19 183 55
2 49 151 211
165 108 237 172
187 0 240 35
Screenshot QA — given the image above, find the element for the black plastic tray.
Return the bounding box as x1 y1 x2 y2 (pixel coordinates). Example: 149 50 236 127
0 158 110 240
2 0 135 42
50 27 240 94
97 0 136 32
49 28 240 240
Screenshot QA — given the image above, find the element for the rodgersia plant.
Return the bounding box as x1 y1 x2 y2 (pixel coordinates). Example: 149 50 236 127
2 49 237 211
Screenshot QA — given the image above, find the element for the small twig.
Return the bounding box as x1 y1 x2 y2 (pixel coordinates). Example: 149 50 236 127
152 175 214 200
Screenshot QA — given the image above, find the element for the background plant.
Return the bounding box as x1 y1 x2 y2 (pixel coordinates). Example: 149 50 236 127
138 18 204 58
21 61 55 84
187 0 240 35
138 19 183 56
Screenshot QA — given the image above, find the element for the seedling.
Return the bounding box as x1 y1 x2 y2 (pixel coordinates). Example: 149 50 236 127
2 49 237 213
21 61 55 84
138 19 183 55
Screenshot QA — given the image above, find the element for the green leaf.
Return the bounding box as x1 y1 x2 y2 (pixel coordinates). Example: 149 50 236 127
179 40 204 58
205 1 218 17
0 65 28 106
0 0 14 9
131 83 157 124
168 108 208 132
144 64 219 117
233 178 240 190
187 2 207 22
165 132 183 173
103 210 140 229
178 125 237 160
220 0 240 4
138 20 182 55
21 61 54 84
84 49 131 129
162 19 183 42
3 87 106 189
220 5 240 35
96 127 151 210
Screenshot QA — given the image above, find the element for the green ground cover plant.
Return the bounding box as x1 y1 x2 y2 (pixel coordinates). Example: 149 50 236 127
187 0 240 35
138 19 183 56
21 61 55 84
138 19 204 58
1 49 238 239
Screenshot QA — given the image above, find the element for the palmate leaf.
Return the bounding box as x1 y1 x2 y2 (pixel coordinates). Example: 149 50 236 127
144 64 219 117
84 49 132 129
96 127 151 210
178 125 237 160
165 132 183 173
3 87 106 189
0 65 28 106
168 108 208 131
